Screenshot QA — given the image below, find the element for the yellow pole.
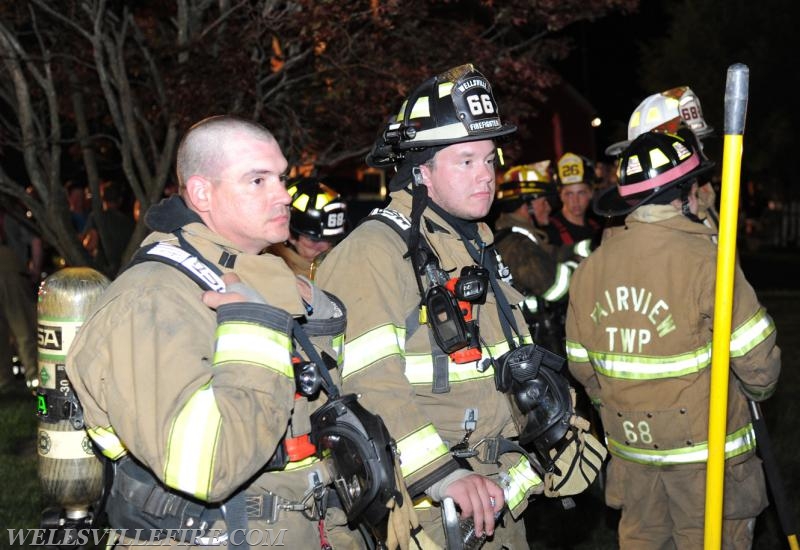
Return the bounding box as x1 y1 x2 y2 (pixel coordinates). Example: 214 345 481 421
704 64 749 549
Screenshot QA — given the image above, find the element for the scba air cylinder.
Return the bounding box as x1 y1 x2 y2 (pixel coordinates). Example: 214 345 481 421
36 267 109 521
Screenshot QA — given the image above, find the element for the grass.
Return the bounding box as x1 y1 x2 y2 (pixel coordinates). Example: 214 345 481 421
1 290 797 549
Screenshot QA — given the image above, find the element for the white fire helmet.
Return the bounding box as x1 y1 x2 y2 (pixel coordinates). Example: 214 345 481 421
605 86 714 156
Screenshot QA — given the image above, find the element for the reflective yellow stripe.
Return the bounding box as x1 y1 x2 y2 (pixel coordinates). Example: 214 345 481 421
505 456 542 511
87 425 127 460
343 324 405 378
542 263 571 302
587 344 711 380
282 456 320 471
565 340 589 363
214 322 293 378
332 333 344 366
413 496 435 509
730 308 775 357
164 384 221 500
607 423 756 466
396 424 449 478
404 354 493 384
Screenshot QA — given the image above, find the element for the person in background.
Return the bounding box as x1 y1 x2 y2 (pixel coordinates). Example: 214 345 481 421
267 177 347 279
547 153 602 248
492 162 591 353
82 180 136 277
0 205 39 390
65 181 89 233
603 86 719 238
567 131 780 550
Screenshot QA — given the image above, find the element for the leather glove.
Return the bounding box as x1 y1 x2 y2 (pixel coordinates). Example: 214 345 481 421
384 455 441 550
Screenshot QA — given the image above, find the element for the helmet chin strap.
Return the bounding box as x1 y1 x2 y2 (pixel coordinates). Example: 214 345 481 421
680 184 703 224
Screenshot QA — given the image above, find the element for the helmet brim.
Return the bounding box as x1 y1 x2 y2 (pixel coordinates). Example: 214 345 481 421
395 122 517 151
604 139 629 158
593 160 715 217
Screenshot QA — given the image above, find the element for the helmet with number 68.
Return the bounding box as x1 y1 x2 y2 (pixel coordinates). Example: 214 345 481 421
605 86 714 156
287 178 347 242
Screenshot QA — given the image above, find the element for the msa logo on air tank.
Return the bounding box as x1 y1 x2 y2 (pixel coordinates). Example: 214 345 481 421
590 286 677 354
38 325 63 351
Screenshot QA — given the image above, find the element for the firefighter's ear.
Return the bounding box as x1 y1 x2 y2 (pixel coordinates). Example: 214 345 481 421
184 175 212 213
416 164 433 189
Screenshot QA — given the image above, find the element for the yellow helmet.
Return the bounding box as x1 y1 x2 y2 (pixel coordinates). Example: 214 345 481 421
556 152 593 187
496 161 556 202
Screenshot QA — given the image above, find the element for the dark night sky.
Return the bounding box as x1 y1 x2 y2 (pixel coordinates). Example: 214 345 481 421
553 2 670 158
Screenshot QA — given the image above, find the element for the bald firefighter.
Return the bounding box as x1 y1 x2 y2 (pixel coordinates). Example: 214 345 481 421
65 116 379 548
566 131 781 550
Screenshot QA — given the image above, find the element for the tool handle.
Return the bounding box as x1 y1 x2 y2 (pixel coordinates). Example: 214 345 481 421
724 63 749 135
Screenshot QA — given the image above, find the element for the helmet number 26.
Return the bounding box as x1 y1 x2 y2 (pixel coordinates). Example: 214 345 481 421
467 94 496 116
622 420 653 444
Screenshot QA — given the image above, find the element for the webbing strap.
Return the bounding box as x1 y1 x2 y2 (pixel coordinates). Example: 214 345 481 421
222 492 249 549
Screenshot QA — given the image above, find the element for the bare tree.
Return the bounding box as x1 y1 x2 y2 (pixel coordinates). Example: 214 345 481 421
0 0 637 274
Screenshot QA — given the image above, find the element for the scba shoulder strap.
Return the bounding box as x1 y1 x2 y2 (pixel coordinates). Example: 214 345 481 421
364 209 458 394
128 240 399 543
129 241 342 397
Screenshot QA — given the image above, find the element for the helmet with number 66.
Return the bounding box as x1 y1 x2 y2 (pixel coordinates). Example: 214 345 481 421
366 64 516 173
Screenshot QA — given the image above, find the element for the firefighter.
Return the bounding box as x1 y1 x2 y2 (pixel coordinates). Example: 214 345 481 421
316 64 601 548
547 153 603 247
493 163 591 353
565 131 781 550
605 86 719 234
65 116 367 549
268 177 347 279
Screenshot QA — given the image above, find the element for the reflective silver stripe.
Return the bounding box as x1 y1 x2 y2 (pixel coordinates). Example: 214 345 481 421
542 263 571 302
522 296 539 313
342 324 405 378
397 424 449 478
403 337 530 385
587 344 711 380
510 226 539 244
607 423 756 466
214 323 293 378
505 456 542 511
730 308 776 358
574 239 592 258
565 340 589 363
164 383 221 499
87 425 127 460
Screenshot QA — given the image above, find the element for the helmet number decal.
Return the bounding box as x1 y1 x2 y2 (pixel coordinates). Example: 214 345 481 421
680 104 701 122
467 94 496 116
561 163 582 178
326 212 345 228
